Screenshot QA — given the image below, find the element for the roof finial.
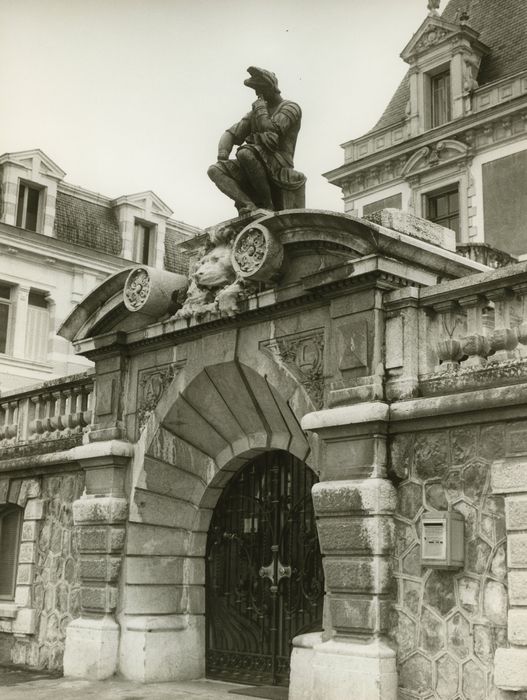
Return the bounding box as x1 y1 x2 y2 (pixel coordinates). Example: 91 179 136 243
427 0 441 15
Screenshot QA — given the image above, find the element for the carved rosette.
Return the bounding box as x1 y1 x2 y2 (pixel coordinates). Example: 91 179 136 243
232 223 284 282
124 267 151 311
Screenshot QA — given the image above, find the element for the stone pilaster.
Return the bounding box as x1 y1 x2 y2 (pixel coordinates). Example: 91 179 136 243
290 402 397 700
492 458 527 693
87 340 129 442
63 448 130 680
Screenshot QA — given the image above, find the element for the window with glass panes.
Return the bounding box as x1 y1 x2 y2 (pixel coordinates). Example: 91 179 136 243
426 186 460 240
133 221 154 265
0 505 23 599
16 182 42 232
431 70 451 127
0 285 12 354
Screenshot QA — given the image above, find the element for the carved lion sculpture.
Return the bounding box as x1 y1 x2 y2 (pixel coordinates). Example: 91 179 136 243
175 226 246 320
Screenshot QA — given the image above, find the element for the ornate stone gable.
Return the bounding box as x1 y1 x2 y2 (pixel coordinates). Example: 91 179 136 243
260 328 325 409
400 16 482 63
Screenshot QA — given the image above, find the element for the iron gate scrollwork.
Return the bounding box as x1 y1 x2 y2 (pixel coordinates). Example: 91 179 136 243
206 450 324 687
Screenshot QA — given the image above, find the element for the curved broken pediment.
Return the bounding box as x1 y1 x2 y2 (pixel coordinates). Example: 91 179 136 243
402 139 470 177
59 266 188 342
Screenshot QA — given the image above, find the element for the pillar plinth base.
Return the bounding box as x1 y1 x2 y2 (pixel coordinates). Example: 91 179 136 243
119 614 204 682
63 616 119 680
290 635 396 700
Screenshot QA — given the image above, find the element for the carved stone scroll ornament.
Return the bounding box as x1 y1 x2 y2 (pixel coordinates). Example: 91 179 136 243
124 268 150 311
232 223 284 282
124 266 188 319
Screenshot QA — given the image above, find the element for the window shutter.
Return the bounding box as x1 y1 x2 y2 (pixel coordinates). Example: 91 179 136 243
25 304 49 362
0 508 22 598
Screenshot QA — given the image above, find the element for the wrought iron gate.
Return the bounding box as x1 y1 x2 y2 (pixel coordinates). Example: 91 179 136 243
206 450 324 687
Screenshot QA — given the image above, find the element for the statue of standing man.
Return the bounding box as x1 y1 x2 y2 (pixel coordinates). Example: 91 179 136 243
208 66 306 217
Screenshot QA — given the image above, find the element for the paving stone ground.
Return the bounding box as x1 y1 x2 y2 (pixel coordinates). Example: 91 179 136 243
0 666 256 699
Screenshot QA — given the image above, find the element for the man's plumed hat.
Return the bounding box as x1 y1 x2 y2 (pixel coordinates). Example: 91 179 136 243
244 66 279 92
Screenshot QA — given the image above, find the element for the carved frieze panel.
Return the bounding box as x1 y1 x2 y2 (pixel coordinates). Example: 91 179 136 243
337 319 369 372
260 328 324 409
136 362 185 431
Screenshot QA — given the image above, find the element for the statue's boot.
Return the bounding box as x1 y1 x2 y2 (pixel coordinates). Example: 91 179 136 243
207 162 258 214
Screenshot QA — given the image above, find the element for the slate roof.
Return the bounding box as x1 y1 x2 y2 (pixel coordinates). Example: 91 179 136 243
164 228 191 275
54 192 121 255
369 0 527 133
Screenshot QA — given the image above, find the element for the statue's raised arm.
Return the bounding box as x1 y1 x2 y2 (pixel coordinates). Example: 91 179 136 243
207 66 306 217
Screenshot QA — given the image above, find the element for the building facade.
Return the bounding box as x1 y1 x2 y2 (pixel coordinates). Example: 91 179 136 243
2 3 527 699
325 0 527 261
0 149 200 391
3 205 527 699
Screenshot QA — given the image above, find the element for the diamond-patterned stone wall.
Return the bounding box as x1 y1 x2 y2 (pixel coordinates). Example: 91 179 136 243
391 424 507 700
11 472 84 670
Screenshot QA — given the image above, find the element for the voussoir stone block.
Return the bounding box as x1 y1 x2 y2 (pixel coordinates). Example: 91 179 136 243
313 479 396 515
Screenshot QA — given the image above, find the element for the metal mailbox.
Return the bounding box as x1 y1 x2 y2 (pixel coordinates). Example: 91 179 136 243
421 510 464 569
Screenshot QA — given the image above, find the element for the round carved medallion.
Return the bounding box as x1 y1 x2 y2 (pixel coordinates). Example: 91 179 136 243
124 267 151 311
232 223 284 282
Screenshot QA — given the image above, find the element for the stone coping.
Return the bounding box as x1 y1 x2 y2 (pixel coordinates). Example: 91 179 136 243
0 369 94 400
302 402 389 431
0 440 133 474
390 382 527 422
302 383 527 431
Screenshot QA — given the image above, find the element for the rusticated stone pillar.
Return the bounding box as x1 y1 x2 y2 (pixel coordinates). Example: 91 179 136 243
63 445 131 680
290 402 397 700
492 458 527 694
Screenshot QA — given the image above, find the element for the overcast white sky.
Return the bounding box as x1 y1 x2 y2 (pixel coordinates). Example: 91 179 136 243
0 0 429 229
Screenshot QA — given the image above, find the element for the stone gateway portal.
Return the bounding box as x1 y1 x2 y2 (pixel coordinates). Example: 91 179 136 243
206 451 323 687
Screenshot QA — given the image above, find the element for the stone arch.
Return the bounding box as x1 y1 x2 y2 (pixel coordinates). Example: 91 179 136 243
119 360 314 683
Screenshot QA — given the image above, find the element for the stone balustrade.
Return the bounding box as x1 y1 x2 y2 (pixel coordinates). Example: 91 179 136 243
385 262 527 399
341 70 527 165
0 372 94 449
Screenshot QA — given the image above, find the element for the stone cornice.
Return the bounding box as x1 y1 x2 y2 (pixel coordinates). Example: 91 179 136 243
326 94 527 189
0 221 129 274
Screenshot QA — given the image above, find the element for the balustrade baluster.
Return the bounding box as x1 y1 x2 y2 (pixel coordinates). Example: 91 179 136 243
458 294 491 367
433 300 465 372
486 288 518 362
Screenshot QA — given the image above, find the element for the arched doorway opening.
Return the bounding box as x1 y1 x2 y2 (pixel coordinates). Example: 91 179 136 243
206 450 324 688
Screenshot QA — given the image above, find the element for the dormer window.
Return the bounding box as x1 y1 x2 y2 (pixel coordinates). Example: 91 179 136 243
16 181 43 232
133 220 155 265
430 69 451 127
